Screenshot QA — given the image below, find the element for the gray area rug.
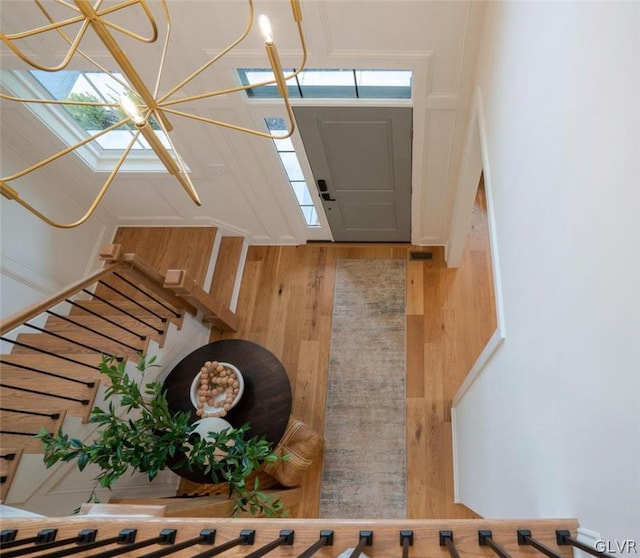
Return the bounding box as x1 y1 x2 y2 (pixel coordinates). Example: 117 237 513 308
320 259 406 518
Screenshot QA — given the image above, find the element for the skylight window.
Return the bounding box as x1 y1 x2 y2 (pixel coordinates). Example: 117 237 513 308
29 70 170 151
239 69 412 99
266 117 319 227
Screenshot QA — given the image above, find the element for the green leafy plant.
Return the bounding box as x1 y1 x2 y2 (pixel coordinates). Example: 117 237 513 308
37 354 285 517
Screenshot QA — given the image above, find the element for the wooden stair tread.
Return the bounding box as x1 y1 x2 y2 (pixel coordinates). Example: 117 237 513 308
11 333 142 361
0 411 66 453
0 353 104 383
0 448 24 501
43 315 151 354
209 236 244 310
0 377 98 422
0 365 100 399
68 300 176 330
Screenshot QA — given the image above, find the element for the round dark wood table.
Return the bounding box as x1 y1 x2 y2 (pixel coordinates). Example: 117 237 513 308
163 339 292 483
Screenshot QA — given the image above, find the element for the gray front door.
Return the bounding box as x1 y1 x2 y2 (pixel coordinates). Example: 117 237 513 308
294 106 412 242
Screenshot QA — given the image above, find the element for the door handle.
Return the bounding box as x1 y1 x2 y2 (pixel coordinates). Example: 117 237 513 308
321 193 336 202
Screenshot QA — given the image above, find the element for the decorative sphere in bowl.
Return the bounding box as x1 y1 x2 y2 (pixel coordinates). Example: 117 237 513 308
189 361 244 418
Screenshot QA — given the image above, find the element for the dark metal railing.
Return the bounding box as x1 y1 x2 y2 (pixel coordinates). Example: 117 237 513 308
22 323 118 359
479 530 512 558
297 530 334 558
518 530 563 558
244 530 295 558
81 289 164 335
97 281 167 323
189 530 254 558
112 272 181 319
65 299 146 340
1 524 611 558
45 310 144 353
1 530 96 558
0 360 95 387
0 337 101 370
32 529 137 558
556 530 616 558
400 530 413 558
139 529 216 558
0 383 89 405
348 531 373 558
440 531 461 558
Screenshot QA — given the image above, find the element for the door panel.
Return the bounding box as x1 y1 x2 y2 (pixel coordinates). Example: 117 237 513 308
294 106 412 242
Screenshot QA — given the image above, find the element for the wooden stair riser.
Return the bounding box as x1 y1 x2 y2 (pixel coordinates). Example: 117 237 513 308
0 410 66 453
43 315 151 354
210 236 245 311
0 448 23 501
0 379 98 429
11 333 142 362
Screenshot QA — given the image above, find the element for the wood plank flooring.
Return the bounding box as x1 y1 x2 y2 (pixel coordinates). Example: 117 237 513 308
211 185 497 519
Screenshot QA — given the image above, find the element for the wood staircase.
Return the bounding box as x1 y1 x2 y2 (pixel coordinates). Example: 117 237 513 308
0 228 247 506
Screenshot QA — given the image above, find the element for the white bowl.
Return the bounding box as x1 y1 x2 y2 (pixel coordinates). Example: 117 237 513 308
189 361 244 416
191 417 233 440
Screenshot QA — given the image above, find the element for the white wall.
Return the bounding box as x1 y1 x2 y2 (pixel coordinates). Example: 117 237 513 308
453 1 639 541
0 148 116 320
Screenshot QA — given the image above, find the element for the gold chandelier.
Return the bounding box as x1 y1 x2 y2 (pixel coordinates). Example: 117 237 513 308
0 0 307 228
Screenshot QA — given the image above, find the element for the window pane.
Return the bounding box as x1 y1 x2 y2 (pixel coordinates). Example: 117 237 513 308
93 130 139 150
291 182 313 206
273 136 294 152
298 69 356 98
84 71 127 102
355 70 412 87
239 67 413 99
239 69 299 98
301 205 319 227
355 69 412 99
278 152 304 181
297 69 353 87
265 117 286 133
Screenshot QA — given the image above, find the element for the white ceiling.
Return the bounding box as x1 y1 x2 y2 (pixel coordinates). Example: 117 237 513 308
0 0 486 245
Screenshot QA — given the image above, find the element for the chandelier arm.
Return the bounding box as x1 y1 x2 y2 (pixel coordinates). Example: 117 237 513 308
99 19 157 44
96 0 158 44
28 0 134 94
0 91 119 107
1 12 85 41
55 0 81 13
152 109 202 206
157 0 254 105
153 0 172 99
2 129 141 229
1 18 90 72
160 107 296 141
158 18 308 109
1 117 132 183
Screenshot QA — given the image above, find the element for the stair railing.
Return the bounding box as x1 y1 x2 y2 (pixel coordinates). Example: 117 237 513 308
0 245 237 494
0 517 591 558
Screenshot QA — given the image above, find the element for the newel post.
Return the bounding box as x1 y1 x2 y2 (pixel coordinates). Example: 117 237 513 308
164 269 238 332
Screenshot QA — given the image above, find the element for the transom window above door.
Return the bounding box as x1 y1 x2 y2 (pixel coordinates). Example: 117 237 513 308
238 68 412 99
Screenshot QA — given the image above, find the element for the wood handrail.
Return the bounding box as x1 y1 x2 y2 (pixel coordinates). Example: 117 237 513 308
164 269 238 331
0 262 122 336
118 254 197 317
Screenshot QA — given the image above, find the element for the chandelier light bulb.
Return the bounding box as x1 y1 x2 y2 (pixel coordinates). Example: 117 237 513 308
258 14 274 45
119 94 146 126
